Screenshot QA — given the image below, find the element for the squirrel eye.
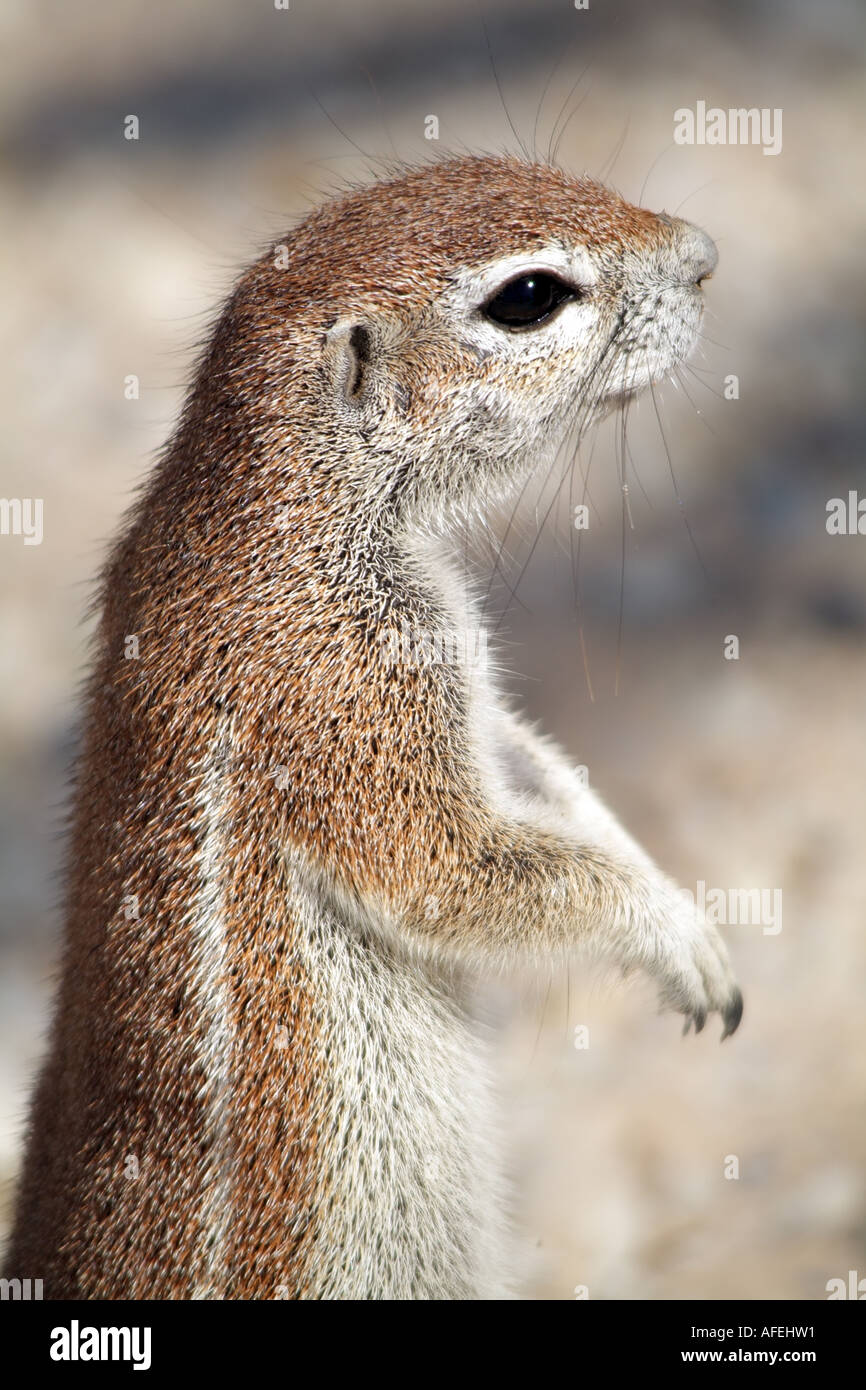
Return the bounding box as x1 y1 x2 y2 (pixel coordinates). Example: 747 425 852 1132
481 272 576 329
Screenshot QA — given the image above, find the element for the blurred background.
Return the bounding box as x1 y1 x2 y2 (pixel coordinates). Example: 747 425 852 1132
1 0 864 1299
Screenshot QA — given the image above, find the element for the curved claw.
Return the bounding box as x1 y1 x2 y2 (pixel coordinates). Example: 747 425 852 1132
721 987 744 1041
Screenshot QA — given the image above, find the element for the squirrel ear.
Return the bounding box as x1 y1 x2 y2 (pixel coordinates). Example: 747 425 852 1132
323 319 376 413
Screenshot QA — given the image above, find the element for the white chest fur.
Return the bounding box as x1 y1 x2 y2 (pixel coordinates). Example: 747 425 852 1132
288 865 513 1300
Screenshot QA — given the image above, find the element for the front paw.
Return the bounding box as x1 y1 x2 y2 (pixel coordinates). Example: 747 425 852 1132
652 902 743 1040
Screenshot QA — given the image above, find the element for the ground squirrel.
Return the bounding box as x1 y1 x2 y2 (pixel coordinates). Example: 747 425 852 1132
4 154 742 1300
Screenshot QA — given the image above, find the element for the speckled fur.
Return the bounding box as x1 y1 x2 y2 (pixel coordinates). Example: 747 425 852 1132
4 155 741 1300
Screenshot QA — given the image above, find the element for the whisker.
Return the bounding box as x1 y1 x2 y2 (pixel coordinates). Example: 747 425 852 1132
359 61 399 163
670 366 718 436
490 334 624 641
596 114 632 187
480 441 564 625
645 358 712 587
531 44 575 164
530 973 554 1071
638 140 675 206
305 81 380 167
622 414 653 510
614 394 635 697
572 428 601 704
479 12 530 160
547 65 591 166
672 180 715 216
551 84 593 166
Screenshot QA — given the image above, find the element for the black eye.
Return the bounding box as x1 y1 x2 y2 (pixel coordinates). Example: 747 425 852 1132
481 272 576 329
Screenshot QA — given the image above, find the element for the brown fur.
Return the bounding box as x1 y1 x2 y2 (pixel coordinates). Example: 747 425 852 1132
4 156 737 1299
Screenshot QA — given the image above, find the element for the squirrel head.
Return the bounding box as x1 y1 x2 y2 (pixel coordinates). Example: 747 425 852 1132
221 154 716 522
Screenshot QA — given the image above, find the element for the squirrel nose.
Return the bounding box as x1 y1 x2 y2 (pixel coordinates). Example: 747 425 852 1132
686 227 718 286
658 213 718 286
